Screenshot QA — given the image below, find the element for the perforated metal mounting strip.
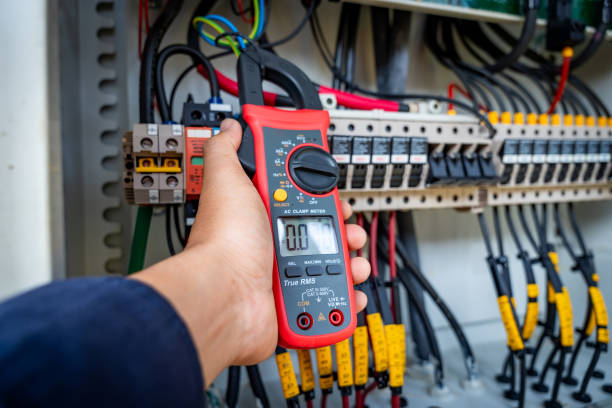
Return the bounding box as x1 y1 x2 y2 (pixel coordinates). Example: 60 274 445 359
59 0 130 276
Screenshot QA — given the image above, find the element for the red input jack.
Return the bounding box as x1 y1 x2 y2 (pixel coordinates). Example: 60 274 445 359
297 312 313 330
329 309 344 326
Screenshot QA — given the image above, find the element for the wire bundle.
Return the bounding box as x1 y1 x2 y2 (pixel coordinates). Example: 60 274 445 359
192 0 265 56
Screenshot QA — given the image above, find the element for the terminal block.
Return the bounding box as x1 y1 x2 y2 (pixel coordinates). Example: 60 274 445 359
123 124 185 205
122 110 612 212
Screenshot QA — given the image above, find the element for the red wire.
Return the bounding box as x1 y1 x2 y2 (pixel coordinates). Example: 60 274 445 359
391 394 401 408
362 381 377 406
144 0 150 34
355 390 363 408
356 213 364 258
238 0 255 23
369 212 379 278
342 395 350 408
447 82 488 112
388 211 397 322
547 55 571 114
306 400 313 408
320 393 327 408
195 65 402 112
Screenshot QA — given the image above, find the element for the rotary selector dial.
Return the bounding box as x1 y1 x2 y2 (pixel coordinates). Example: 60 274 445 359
288 146 340 195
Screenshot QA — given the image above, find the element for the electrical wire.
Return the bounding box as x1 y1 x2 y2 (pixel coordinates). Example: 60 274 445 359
482 0 540 73
169 63 197 122
261 0 315 49
309 13 496 135
172 204 186 247
165 205 177 256
155 44 219 123
547 47 572 114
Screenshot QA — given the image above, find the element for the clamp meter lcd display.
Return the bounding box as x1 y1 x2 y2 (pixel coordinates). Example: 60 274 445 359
238 48 356 349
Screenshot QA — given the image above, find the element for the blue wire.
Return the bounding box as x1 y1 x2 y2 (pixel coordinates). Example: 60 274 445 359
205 14 247 49
255 0 265 38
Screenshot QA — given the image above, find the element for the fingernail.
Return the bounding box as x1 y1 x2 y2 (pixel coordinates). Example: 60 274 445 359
220 119 234 132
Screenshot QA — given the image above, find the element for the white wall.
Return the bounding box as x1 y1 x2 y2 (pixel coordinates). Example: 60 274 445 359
0 1 60 299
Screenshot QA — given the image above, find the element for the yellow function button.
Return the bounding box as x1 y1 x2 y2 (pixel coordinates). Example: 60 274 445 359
274 188 288 202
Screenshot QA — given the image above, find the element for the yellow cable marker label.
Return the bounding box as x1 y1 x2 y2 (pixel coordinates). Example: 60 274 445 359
586 309 596 336
527 283 539 299
548 282 555 303
353 326 369 386
587 116 596 127
514 112 525 125
598 328 610 344
497 295 524 351
276 352 301 399
522 301 539 340
316 346 334 390
335 339 354 388
386 324 406 388
555 287 574 347
297 349 315 393
575 114 585 126
593 273 600 283
367 313 389 372
589 287 609 326
548 252 560 272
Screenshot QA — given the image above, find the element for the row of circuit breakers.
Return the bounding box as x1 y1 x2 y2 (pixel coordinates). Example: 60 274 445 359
122 112 612 208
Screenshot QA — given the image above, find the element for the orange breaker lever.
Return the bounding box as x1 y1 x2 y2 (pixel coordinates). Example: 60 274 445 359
236 46 356 349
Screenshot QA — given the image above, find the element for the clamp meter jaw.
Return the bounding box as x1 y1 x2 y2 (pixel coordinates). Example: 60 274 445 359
237 47 356 349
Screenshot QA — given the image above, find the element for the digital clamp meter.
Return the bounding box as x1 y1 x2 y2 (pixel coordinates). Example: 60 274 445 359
236 47 356 349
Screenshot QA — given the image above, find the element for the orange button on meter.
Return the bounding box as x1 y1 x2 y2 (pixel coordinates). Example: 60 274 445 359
273 188 288 202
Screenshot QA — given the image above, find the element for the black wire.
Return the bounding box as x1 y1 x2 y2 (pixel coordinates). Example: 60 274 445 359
226 366 241 408
482 1 539 73
172 204 186 247
246 365 271 408
155 44 219 123
567 202 588 255
169 63 197 122
553 203 578 261
165 205 177 256
140 0 184 123
466 76 493 110
261 0 315 49
309 12 497 138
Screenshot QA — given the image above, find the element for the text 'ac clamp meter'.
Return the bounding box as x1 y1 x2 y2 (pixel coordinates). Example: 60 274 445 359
236 46 356 349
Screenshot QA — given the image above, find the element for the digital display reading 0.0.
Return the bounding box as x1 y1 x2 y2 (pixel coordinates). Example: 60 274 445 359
277 216 339 257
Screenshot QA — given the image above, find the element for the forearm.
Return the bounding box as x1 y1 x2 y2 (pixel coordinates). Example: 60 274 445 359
131 243 243 387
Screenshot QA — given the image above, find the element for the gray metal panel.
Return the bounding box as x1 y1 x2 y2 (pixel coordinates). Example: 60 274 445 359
59 0 131 277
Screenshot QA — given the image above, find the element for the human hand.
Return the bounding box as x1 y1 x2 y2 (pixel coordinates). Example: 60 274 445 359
133 119 370 386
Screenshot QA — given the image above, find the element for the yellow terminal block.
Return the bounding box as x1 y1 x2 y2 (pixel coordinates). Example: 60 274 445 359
551 113 561 126
135 157 182 173
527 112 538 125
598 116 607 127
514 112 525 125
564 114 573 127
488 111 500 125
575 114 585 126
587 116 596 127
538 114 549 126
501 111 512 124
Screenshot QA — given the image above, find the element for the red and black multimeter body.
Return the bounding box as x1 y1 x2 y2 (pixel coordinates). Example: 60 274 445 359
236 47 356 349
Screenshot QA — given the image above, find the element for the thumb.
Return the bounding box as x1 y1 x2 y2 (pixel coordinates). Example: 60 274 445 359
201 118 248 188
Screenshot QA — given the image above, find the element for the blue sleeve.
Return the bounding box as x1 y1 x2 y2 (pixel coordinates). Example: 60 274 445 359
0 277 205 408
